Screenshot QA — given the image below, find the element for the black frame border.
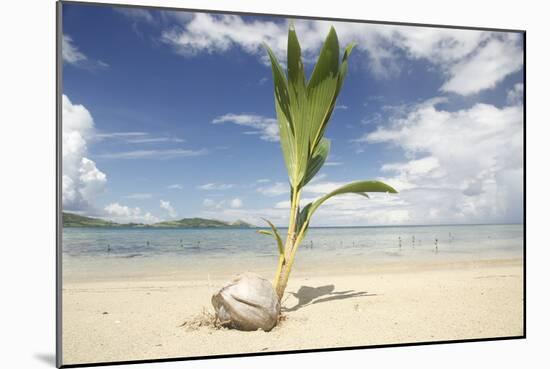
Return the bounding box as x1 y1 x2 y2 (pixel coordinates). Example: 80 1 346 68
56 1 527 368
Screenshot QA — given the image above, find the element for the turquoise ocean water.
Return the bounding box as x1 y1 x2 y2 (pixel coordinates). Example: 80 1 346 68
62 224 523 281
63 224 523 261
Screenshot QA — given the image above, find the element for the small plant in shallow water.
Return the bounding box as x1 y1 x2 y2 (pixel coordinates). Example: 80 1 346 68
260 24 398 300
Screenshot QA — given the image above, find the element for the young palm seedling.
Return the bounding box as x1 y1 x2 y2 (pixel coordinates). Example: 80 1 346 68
211 24 397 332
261 24 398 300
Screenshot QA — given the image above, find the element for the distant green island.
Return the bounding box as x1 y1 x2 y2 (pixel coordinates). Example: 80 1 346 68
62 212 254 229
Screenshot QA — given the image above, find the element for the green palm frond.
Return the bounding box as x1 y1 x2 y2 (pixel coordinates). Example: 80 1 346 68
302 138 330 187
299 181 398 231
263 25 354 190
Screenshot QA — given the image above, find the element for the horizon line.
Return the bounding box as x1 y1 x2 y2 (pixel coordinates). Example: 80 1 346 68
62 212 524 228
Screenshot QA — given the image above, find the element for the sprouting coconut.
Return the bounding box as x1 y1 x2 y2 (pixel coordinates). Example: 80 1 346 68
212 23 397 331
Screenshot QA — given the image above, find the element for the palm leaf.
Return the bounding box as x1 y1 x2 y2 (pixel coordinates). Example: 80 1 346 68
287 22 306 99
299 181 398 233
259 218 284 255
296 202 312 240
302 138 330 187
286 25 309 188
264 27 357 192
310 42 356 150
306 27 340 152
275 101 298 186
264 43 299 187
336 43 356 95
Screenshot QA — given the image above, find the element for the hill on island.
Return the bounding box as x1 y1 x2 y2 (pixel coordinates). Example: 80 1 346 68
62 212 254 229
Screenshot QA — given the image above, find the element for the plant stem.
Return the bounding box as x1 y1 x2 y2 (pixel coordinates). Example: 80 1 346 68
285 188 300 250
274 223 309 298
274 187 302 299
275 255 294 299
273 254 285 288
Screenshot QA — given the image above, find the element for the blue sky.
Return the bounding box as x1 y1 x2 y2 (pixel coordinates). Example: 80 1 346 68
61 3 524 226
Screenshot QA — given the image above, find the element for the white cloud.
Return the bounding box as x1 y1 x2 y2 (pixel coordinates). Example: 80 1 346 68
268 177 410 226
62 95 107 212
309 173 328 183
507 83 524 105
124 193 153 200
62 35 87 65
65 96 522 227
441 34 523 95
160 15 523 94
95 131 147 139
161 13 287 60
167 184 183 190
258 178 357 200
198 183 234 190
256 178 271 184
230 198 243 208
104 202 159 224
199 207 285 227
126 137 185 144
199 191 410 227
257 182 288 196
96 131 185 143
98 148 207 159
380 156 443 191
274 196 316 210
212 113 279 142
202 198 232 209
160 15 396 73
335 105 348 110
160 15 398 75
280 193 411 226
197 175 411 226
160 200 177 218
62 34 109 69
302 181 343 195
312 195 412 226
115 6 194 26
113 7 155 24
203 198 218 207
358 98 523 224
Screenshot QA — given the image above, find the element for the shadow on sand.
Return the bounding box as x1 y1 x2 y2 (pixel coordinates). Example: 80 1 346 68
283 285 376 312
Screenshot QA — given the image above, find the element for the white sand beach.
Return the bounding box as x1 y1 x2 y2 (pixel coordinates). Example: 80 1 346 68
62 256 523 365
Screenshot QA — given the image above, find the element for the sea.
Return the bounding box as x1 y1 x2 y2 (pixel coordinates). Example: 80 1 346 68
62 224 524 281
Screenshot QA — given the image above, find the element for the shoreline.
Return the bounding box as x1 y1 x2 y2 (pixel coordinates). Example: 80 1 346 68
62 257 524 365
62 246 523 283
